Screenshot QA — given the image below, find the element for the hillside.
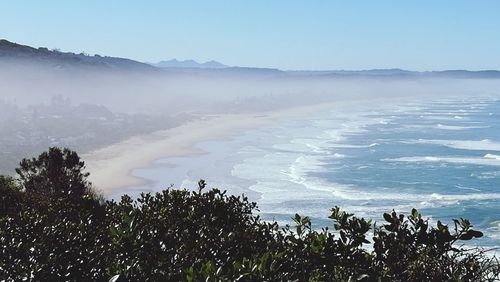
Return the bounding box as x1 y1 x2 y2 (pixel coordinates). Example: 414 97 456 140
3 39 500 79
0 39 157 72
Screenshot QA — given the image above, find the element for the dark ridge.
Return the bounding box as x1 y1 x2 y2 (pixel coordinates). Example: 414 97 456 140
2 39 500 78
0 39 158 72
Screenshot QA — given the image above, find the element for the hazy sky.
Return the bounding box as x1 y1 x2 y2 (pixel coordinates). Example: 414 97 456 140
1 0 499 70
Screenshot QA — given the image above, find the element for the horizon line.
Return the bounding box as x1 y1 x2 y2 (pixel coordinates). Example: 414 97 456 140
2 38 500 73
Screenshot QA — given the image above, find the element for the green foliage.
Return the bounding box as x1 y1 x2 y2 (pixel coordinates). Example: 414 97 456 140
0 196 111 281
371 209 493 281
105 187 277 281
0 175 17 191
0 175 22 217
0 148 499 281
15 147 98 203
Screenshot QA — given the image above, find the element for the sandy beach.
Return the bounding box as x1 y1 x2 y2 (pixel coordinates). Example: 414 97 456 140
83 102 347 196
83 113 269 195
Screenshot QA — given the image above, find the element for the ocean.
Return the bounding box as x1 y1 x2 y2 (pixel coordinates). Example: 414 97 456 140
131 95 500 250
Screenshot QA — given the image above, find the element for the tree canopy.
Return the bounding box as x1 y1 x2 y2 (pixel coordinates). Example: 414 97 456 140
0 148 498 281
15 147 96 202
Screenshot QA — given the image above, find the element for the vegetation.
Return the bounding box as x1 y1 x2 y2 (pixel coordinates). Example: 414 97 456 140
0 148 499 281
0 97 193 175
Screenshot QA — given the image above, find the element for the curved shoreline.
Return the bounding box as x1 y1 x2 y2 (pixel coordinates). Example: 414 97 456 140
83 102 348 197
83 113 271 196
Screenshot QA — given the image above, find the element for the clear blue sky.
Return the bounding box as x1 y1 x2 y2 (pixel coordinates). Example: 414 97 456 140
1 0 499 70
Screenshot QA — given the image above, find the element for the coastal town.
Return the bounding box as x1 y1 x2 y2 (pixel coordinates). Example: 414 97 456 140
0 96 190 174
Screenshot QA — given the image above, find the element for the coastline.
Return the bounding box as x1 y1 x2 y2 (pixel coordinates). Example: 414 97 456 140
83 102 347 196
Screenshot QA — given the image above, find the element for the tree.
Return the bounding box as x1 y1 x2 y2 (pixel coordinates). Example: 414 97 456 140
15 147 95 201
0 175 16 190
0 175 22 217
1 149 498 280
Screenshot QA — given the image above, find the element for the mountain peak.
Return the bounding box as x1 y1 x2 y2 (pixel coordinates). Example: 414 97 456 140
155 59 227 69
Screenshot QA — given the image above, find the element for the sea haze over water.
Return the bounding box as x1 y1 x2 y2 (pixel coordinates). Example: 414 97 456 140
129 95 500 249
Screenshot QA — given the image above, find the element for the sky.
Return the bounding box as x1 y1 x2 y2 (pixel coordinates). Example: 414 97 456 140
1 0 500 71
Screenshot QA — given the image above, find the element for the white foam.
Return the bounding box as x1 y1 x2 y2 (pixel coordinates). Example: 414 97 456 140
406 139 500 152
329 143 379 149
455 184 481 192
420 115 469 121
472 171 500 179
484 153 500 160
292 138 331 154
332 153 346 158
384 156 500 166
285 174 500 204
435 124 489 130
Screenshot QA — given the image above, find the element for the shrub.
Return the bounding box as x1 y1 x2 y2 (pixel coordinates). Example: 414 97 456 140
0 196 110 281
0 148 498 281
105 186 277 281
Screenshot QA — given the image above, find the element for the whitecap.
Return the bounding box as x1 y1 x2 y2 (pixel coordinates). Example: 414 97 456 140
455 184 481 192
484 153 500 160
383 156 500 166
434 124 489 130
329 143 380 149
404 139 500 152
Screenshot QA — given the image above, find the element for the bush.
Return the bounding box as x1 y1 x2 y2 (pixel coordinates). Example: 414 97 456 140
2 186 498 281
0 148 498 281
105 186 277 281
0 196 110 281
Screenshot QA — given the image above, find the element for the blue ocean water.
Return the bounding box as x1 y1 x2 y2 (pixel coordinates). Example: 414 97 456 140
131 96 500 249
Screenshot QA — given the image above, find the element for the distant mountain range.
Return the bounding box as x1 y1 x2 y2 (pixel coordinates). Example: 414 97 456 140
154 59 227 69
2 39 500 79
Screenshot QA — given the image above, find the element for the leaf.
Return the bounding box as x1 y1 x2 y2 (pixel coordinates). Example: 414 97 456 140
340 230 347 243
110 226 119 237
411 208 419 219
357 274 370 281
383 213 392 223
294 213 301 222
459 233 474 240
469 230 483 238
108 274 122 282
437 220 444 231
